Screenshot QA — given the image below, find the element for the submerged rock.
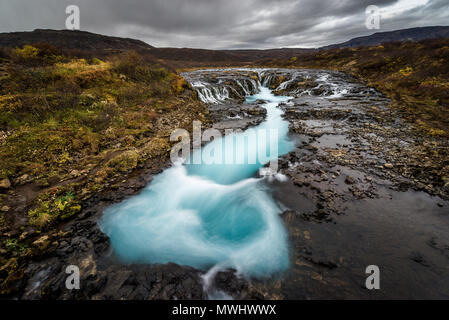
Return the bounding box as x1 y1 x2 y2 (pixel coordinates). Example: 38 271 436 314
345 176 355 184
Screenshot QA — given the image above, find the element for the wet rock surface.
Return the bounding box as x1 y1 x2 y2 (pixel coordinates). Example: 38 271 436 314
182 69 260 104
182 69 268 132
16 160 208 300
252 69 449 299
208 103 267 132
11 68 449 300
181 68 449 299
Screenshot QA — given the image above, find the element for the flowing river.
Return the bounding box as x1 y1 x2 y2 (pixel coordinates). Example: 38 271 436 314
15 68 449 299
100 69 297 278
94 68 449 299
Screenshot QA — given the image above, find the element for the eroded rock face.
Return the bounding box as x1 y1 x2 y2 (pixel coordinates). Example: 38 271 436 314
207 103 267 132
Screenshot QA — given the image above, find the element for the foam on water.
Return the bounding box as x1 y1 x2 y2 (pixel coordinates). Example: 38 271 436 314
100 71 295 277
187 87 293 184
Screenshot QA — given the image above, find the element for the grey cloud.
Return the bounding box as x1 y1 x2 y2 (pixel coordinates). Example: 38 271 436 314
0 0 448 49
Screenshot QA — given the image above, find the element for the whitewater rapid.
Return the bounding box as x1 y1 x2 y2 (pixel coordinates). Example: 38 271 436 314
100 70 295 278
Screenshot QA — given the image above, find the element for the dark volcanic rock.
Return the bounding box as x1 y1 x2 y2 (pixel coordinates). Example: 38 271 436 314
209 103 267 132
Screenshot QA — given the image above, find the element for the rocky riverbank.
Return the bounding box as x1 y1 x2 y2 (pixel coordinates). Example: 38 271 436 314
0 50 211 298
2 68 448 300
246 69 448 299
179 68 449 299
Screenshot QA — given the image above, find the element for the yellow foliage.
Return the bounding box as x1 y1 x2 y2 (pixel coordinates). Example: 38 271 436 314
399 66 413 76
12 45 39 60
0 94 22 112
54 59 110 77
420 78 449 89
106 149 139 172
415 119 446 136
28 190 80 228
173 76 189 94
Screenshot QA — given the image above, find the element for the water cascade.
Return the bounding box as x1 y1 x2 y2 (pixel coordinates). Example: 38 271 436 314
100 69 313 278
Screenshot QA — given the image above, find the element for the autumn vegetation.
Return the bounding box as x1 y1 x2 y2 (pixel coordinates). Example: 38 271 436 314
0 44 210 293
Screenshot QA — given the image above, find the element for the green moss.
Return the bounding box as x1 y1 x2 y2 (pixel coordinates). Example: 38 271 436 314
28 189 81 229
106 150 139 172
0 49 207 235
4 239 18 251
0 257 25 296
11 45 39 61
399 66 413 76
2 238 27 254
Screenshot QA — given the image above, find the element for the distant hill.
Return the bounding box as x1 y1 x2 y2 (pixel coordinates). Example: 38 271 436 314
221 48 313 60
1 26 449 66
147 47 313 66
321 26 449 50
0 29 153 51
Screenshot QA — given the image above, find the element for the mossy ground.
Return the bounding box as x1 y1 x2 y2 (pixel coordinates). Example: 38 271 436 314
0 46 209 295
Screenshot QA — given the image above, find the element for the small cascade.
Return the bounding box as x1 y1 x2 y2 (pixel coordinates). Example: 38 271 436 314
100 68 364 299
275 71 302 91
184 68 355 102
260 70 276 87
100 73 295 291
183 70 262 104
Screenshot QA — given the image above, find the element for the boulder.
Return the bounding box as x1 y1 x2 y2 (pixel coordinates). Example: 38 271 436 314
345 175 355 184
0 178 11 189
32 235 51 250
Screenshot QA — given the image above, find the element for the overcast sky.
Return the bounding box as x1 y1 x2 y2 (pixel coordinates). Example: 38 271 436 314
0 0 448 49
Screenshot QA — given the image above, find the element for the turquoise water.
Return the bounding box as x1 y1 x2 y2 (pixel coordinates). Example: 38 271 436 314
187 87 294 184
100 85 295 277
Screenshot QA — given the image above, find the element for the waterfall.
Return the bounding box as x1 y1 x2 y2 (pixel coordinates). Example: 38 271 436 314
100 69 295 281
187 69 351 101
185 70 263 104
